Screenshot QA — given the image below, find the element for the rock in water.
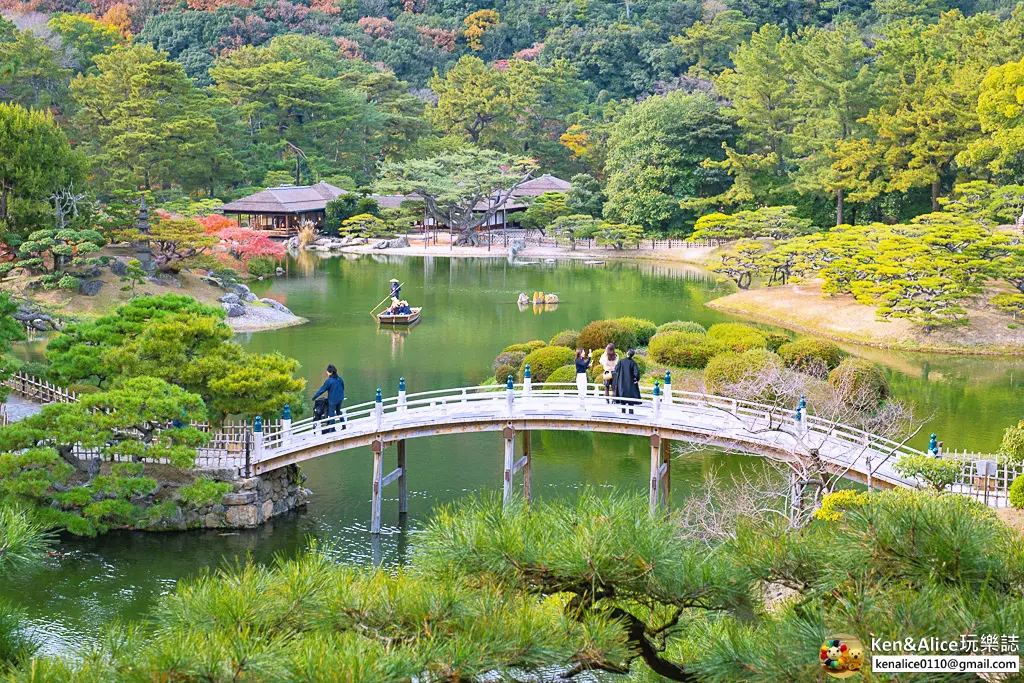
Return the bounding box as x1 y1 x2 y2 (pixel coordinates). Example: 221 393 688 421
81 280 104 296
373 236 410 250
259 298 293 315
222 302 246 317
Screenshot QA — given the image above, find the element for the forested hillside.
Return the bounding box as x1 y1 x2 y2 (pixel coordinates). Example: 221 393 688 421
4 0 1024 241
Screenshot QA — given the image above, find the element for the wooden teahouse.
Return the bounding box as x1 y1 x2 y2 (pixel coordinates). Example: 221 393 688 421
219 183 346 237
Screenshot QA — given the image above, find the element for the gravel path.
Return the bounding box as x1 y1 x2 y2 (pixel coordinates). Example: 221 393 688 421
2 394 42 422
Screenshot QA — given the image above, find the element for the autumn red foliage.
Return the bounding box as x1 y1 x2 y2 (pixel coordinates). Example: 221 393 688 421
333 36 362 59
357 16 393 39
416 26 456 51
217 226 286 261
197 214 238 234
512 42 543 61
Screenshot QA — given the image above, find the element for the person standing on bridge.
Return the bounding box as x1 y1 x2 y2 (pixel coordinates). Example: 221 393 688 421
313 364 345 431
612 348 641 414
574 348 591 396
599 344 618 398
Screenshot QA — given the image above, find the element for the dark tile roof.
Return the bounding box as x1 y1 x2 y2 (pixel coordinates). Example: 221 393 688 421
511 174 571 197
220 183 346 214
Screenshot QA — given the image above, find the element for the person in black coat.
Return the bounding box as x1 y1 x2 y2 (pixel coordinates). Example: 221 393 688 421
612 349 641 413
313 364 345 430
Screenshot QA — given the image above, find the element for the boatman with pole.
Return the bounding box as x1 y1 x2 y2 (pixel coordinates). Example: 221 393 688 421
389 278 401 299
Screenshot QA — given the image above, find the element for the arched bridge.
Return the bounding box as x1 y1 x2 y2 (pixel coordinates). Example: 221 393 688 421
247 378 938 532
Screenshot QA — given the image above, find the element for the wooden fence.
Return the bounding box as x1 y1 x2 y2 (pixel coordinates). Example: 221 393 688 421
1 370 281 473
4 372 80 404
945 450 1023 508
487 229 720 251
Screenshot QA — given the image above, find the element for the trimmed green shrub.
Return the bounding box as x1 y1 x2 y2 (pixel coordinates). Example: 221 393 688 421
656 320 706 335
704 349 783 395
777 338 844 375
706 323 768 352
502 341 546 354
494 363 516 384
493 351 527 373
577 320 636 352
544 365 577 385
614 317 657 345
246 257 276 278
828 358 888 410
999 420 1024 464
764 331 790 352
520 346 576 382
57 275 80 290
648 331 727 369
894 455 963 492
179 479 234 507
548 330 579 349
66 383 102 395
1010 476 1024 509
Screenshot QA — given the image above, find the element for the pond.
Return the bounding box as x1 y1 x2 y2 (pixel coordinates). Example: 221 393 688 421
4 252 1023 655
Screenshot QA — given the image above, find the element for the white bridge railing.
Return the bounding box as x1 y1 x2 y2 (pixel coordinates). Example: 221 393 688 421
257 381 927 490
4 370 1019 506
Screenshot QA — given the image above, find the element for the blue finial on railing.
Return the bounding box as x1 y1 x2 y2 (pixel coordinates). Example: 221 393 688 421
798 394 806 412
506 374 514 389
653 380 661 397
282 403 291 420
928 433 938 454
375 388 383 403
399 376 406 392
794 404 802 420
664 369 672 385
254 415 263 432
524 364 531 379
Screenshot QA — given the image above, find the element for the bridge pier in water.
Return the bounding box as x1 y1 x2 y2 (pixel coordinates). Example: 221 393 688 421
502 426 532 505
650 434 670 513
370 438 409 534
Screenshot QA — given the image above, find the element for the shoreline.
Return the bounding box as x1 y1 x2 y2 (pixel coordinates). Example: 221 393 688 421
333 235 717 266
708 282 1024 357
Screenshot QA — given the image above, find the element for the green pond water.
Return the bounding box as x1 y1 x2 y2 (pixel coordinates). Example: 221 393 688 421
4 252 1024 655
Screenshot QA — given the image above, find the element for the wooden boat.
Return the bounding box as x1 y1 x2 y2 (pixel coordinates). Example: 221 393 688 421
377 307 422 325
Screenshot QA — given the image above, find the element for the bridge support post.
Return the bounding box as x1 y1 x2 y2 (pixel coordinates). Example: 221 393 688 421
522 430 532 503
371 439 384 534
397 439 408 515
648 434 670 513
651 438 659 511
661 438 670 509
503 426 515 506
663 371 672 405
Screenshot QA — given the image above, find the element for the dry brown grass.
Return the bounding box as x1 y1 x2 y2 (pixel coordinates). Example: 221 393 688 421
707 280 1024 356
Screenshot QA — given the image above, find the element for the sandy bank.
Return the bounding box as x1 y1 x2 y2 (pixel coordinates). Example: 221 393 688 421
707 281 1024 356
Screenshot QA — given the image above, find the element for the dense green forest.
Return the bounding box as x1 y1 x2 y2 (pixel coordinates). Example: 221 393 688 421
5 0 1024 244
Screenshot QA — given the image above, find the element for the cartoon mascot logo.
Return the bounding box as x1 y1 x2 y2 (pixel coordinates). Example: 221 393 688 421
820 634 867 678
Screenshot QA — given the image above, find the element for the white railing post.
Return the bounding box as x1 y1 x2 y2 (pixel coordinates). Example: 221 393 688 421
506 375 515 416
794 394 806 436
652 381 661 421
398 377 407 413
663 370 672 405
523 365 532 397
281 403 292 448
252 415 264 465
375 388 383 430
